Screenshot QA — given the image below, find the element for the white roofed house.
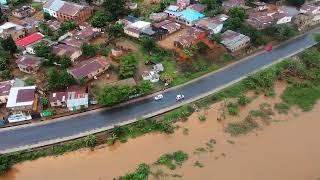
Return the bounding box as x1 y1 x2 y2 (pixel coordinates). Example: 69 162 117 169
124 21 151 38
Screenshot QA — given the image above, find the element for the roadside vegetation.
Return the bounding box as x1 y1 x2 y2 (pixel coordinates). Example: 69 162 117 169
1 45 320 175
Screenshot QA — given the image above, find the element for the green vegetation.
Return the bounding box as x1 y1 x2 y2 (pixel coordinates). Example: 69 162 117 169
237 95 251 106
224 7 247 30
81 43 98 57
227 102 240 116
163 105 194 123
249 103 274 123
97 81 153 106
90 11 113 28
198 114 207 121
156 151 188 170
274 103 290 114
225 116 258 136
119 163 150 180
265 25 297 41
47 68 75 90
25 77 36 86
119 53 138 79
1 36 17 55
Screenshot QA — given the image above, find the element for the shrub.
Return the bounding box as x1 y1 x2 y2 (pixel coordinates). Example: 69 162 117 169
198 114 206 121
225 116 258 136
156 151 188 170
227 102 240 116
84 135 98 149
119 53 138 79
274 103 290 114
119 163 150 180
163 106 194 123
237 95 251 106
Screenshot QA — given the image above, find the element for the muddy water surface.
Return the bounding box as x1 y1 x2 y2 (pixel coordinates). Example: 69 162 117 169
1 83 320 180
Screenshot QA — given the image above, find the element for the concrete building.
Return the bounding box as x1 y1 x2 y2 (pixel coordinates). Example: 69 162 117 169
124 21 151 38
52 43 82 62
49 91 66 107
66 85 88 111
195 14 229 34
12 6 35 19
15 55 41 74
0 22 26 40
175 9 205 26
43 0 93 23
221 30 250 52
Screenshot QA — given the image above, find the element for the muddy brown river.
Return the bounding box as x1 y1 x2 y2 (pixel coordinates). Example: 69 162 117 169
1 83 320 180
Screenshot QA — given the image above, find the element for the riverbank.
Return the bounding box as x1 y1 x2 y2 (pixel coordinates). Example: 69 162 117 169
1 81 320 180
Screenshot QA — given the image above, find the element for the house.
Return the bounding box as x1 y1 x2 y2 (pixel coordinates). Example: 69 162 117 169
60 36 83 48
0 80 13 104
124 21 151 38
299 3 320 26
43 0 93 23
0 22 26 40
186 4 207 13
153 20 181 38
47 20 62 32
15 32 44 48
118 15 139 26
12 6 35 19
74 25 101 41
174 27 206 48
67 56 110 81
246 11 275 30
164 5 181 18
6 86 36 112
66 85 88 111
221 30 250 52
270 11 292 24
52 43 82 62
177 0 190 9
175 9 205 26
18 17 40 34
15 55 41 74
150 12 168 22
49 91 66 107
222 0 245 12
195 14 229 34
25 38 53 54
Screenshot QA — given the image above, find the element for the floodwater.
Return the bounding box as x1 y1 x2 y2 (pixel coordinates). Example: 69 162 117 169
1 82 320 180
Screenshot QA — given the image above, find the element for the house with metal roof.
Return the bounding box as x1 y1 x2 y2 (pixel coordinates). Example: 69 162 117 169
164 5 181 18
221 30 250 52
175 9 205 26
43 0 93 23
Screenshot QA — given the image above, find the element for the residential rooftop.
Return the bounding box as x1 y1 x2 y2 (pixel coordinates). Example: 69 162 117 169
6 86 36 108
15 32 44 47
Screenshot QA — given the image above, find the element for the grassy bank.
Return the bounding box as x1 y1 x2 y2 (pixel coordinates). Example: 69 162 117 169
1 45 320 176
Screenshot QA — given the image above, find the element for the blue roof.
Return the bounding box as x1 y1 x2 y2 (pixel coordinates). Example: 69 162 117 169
179 10 205 22
166 5 179 12
49 0 64 11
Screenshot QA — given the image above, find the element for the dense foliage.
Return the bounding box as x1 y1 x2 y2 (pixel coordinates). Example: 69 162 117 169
119 53 138 79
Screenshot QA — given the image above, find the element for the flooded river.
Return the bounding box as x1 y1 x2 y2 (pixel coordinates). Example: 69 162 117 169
1 83 320 180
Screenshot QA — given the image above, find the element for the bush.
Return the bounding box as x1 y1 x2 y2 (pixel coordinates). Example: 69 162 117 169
163 106 194 123
227 102 240 116
274 103 290 114
84 135 98 149
156 151 188 170
119 53 138 79
243 68 278 93
225 116 258 136
119 163 150 180
237 95 251 106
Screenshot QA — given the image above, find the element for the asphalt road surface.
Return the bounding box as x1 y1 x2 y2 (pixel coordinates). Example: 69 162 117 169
0 32 317 152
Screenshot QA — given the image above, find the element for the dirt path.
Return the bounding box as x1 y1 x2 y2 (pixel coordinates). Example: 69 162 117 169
1 82 320 180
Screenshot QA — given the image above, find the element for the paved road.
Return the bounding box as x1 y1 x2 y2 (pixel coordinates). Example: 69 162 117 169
0 31 318 152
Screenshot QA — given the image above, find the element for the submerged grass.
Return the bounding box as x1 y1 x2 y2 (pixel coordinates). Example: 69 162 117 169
156 151 188 170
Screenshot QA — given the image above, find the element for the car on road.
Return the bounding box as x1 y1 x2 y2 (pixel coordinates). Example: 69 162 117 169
176 94 184 101
154 94 164 100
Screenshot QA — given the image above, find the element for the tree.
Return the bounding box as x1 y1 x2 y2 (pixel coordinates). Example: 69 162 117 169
137 81 153 94
210 33 222 43
108 23 124 39
43 12 52 21
119 54 138 79
140 36 156 52
240 25 267 46
58 21 77 36
47 68 75 89
286 0 305 7
39 22 53 36
160 72 174 84
97 85 138 105
34 42 51 58
224 17 243 30
90 11 113 28
1 36 17 54
60 57 72 69
196 42 209 54
228 7 247 21
81 43 97 57
267 25 297 41
200 0 223 17
104 0 125 20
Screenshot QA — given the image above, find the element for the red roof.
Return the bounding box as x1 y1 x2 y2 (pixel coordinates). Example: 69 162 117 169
15 32 44 47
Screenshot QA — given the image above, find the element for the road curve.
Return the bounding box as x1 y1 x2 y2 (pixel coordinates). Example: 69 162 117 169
0 31 318 152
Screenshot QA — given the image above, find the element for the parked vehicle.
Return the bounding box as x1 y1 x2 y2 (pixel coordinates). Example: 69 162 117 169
154 94 164 100
176 94 184 101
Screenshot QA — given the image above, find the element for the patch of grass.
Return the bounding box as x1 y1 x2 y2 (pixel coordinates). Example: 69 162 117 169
227 102 240 116
237 94 251 106
198 114 206 121
274 103 290 114
250 103 274 122
194 161 204 168
24 77 36 86
156 151 188 170
225 116 258 136
163 105 194 123
119 163 150 180
281 83 320 111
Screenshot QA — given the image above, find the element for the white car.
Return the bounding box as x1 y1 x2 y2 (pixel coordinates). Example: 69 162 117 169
154 94 164 100
176 94 185 101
